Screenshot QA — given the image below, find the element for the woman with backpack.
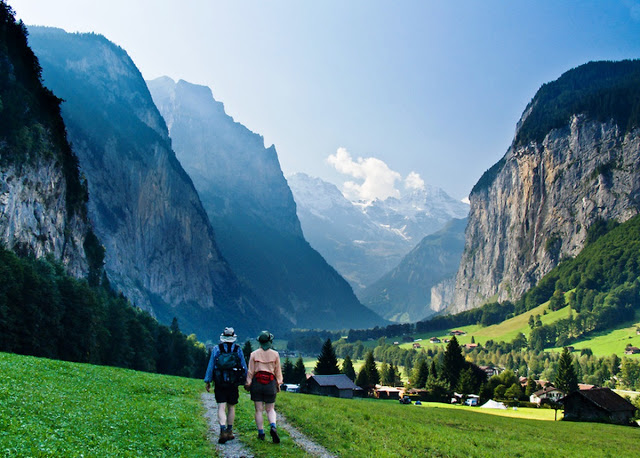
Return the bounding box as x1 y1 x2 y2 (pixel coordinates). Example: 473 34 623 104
246 330 283 443
204 327 247 444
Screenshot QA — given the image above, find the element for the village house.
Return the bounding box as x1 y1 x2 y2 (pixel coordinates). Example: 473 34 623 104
375 385 402 400
561 387 637 425
624 346 640 355
464 343 479 350
412 343 422 349
429 337 441 344
449 330 466 336
304 374 360 399
530 385 565 405
478 365 501 377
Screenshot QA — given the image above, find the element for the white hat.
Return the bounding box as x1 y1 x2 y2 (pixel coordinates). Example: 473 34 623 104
220 327 237 343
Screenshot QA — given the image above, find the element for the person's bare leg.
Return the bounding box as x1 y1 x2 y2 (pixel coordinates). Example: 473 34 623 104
254 401 264 430
266 403 279 443
217 402 228 426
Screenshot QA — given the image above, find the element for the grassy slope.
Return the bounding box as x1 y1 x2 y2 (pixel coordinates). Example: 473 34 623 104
0 352 213 456
277 392 640 457
397 302 640 358
0 352 314 457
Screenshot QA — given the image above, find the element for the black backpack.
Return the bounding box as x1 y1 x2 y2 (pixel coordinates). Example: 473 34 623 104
213 343 245 387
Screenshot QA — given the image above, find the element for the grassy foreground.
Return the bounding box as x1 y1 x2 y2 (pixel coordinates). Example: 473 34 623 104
277 392 640 457
0 352 213 457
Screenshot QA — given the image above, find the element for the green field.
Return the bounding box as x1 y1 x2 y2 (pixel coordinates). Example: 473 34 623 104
277 393 639 457
397 303 640 358
3 352 639 457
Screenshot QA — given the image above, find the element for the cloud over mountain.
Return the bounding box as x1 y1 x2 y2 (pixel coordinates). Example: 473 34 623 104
328 147 426 203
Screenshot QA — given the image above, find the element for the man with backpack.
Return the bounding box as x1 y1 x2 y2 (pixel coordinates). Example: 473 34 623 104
204 327 248 444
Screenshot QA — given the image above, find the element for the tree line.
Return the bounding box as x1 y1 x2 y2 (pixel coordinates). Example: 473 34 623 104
0 245 208 378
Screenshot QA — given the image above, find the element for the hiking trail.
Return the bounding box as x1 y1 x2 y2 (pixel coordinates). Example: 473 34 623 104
201 392 336 457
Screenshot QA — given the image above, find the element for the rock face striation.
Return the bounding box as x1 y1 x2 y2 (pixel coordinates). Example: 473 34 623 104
448 61 640 314
288 172 468 294
27 27 278 339
0 13 89 277
147 77 383 330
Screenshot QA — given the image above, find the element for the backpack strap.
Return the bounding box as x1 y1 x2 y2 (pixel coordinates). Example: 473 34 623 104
218 342 239 353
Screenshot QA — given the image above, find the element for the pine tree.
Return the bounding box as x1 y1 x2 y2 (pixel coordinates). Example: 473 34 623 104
282 357 295 383
555 347 578 394
314 338 340 375
413 359 429 388
379 362 390 385
341 355 356 381
293 356 306 384
242 340 253 366
525 377 537 397
442 336 465 389
456 367 475 394
356 351 379 392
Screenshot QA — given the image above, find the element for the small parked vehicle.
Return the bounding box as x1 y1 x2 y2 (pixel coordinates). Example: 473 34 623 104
399 396 412 404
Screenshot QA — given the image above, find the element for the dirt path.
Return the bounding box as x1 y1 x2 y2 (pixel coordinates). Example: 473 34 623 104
201 392 254 458
201 392 337 458
276 414 337 458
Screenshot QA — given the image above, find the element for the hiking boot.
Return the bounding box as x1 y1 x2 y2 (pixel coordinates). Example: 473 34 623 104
258 432 265 441
218 430 231 444
226 430 235 441
270 426 280 444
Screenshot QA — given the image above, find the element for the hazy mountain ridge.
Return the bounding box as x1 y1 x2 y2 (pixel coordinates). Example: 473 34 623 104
288 172 468 293
147 77 384 330
360 217 467 323
449 60 640 314
27 27 279 339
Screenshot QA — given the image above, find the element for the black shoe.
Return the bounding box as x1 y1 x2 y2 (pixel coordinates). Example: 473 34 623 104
258 432 265 441
218 431 228 444
270 427 280 444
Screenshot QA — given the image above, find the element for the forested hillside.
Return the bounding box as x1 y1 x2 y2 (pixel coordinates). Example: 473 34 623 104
0 245 208 377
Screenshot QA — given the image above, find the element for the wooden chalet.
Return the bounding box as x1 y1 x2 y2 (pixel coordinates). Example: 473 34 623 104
561 387 637 426
305 374 360 399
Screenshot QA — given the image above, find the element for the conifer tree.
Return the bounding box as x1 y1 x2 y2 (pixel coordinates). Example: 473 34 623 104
341 355 356 381
356 351 379 391
314 338 340 375
413 359 429 388
555 347 578 394
442 336 465 389
282 357 295 383
293 356 306 384
242 340 253 366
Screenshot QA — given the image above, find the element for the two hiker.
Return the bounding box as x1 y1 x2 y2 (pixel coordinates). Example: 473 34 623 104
204 327 283 444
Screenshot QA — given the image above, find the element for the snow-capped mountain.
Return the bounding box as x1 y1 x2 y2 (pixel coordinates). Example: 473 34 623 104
287 173 469 295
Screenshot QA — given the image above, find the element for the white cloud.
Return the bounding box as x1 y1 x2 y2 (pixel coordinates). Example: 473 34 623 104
404 171 425 191
327 147 402 202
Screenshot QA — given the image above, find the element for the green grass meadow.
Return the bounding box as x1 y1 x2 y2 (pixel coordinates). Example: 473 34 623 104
3 352 639 457
0 352 213 457
277 393 640 457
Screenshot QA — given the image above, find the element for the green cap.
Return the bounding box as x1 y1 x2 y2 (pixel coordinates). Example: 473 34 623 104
257 331 273 350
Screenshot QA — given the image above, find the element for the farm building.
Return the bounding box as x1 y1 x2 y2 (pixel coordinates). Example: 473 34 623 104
304 374 360 399
530 385 565 405
561 387 637 426
375 385 402 400
624 346 640 355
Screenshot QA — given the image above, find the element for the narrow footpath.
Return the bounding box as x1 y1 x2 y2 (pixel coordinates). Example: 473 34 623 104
201 392 337 458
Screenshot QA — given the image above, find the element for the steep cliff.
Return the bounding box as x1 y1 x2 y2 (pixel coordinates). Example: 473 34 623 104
27 27 281 339
147 78 384 330
0 5 90 277
448 60 640 314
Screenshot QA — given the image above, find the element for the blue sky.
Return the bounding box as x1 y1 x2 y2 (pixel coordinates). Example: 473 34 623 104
12 0 640 200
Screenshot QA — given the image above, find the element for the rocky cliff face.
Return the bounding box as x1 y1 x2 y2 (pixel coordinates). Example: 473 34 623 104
147 78 383 330
0 160 88 277
0 12 89 277
449 81 640 314
27 27 277 339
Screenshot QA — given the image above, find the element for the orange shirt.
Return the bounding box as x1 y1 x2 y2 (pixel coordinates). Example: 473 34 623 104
246 348 283 386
